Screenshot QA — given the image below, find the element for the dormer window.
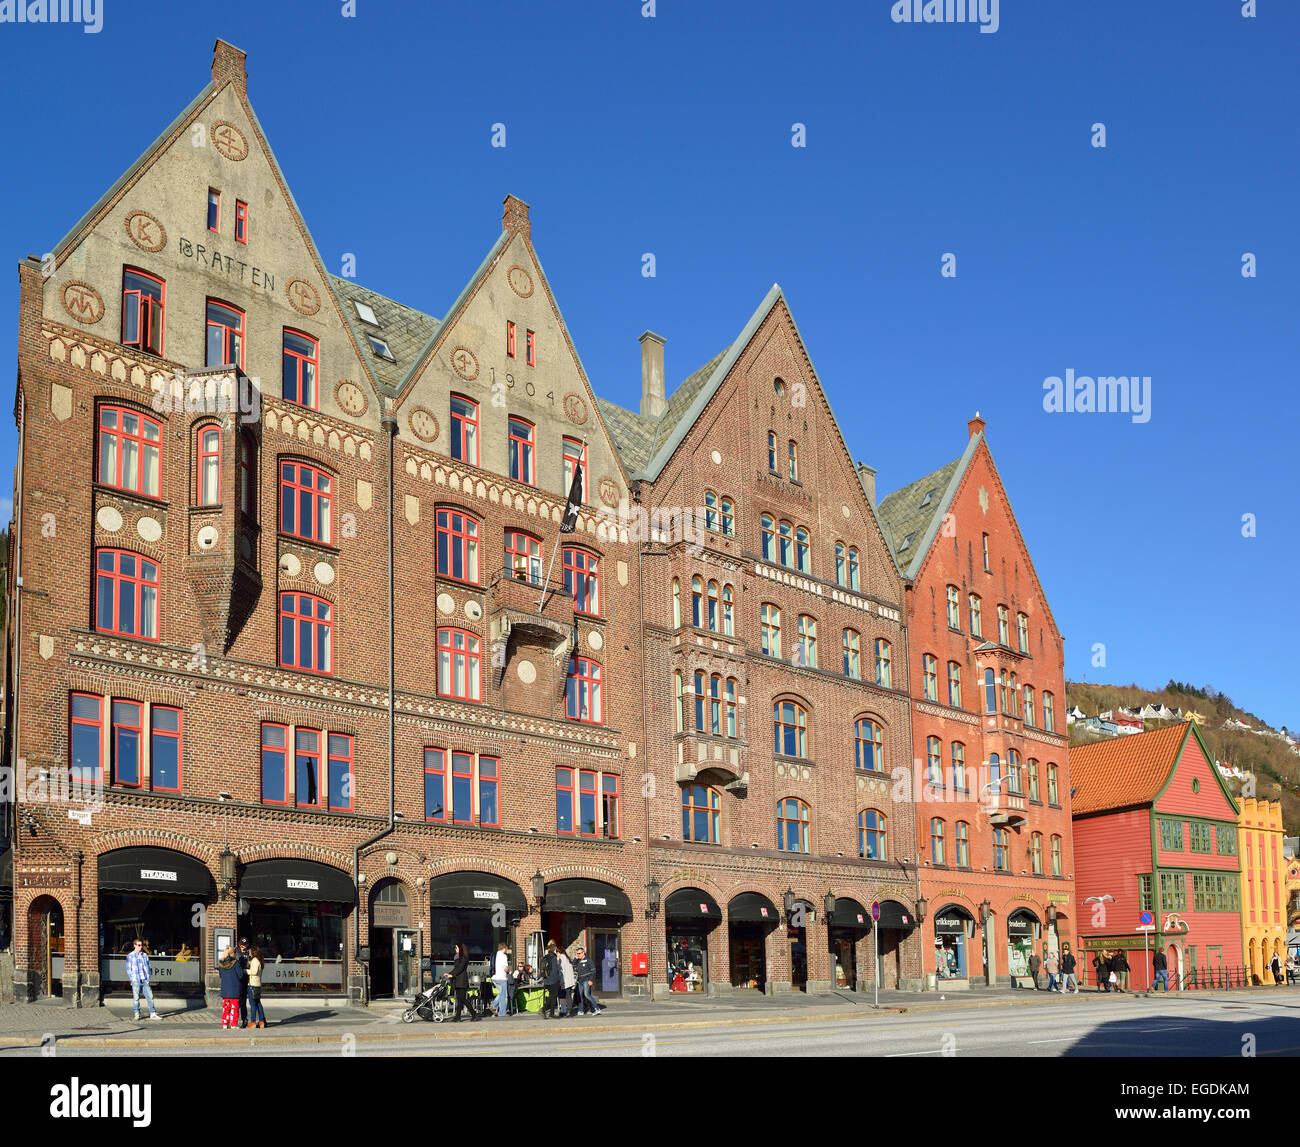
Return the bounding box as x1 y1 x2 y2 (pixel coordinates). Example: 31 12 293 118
353 300 379 326
368 335 395 362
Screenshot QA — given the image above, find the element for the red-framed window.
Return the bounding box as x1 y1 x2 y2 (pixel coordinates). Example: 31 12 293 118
479 756 500 827
508 417 535 485
205 299 245 369
436 627 482 702
506 320 516 358
279 461 332 543
121 268 165 357
525 329 535 366
777 797 810 854
282 329 319 409
566 657 603 724
279 592 333 675
238 430 255 517
234 199 247 244
97 405 162 498
450 394 479 466
207 189 220 233
601 774 619 839
111 700 143 788
424 747 447 821
505 529 541 584
682 785 720 844
70 693 103 786
578 770 598 835
295 728 322 809
993 827 1010 871
447 751 472 824
435 508 481 584
198 425 221 505
859 809 886 860
260 722 288 805
854 717 883 772
95 549 159 641
563 548 600 616
150 706 182 793
562 437 587 504
773 700 807 758
327 733 353 811
556 767 575 833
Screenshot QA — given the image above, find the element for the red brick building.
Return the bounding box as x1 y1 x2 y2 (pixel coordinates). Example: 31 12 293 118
1071 722 1244 989
877 416 1075 987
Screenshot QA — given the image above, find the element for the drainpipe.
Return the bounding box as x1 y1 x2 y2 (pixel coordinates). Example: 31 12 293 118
352 413 399 997
8 393 26 842
72 849 82 1006
634 481 653 1003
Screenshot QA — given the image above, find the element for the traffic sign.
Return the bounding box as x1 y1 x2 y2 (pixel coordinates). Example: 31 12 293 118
1139 910 1154 926
1136 925 1155 932
871 901 881 921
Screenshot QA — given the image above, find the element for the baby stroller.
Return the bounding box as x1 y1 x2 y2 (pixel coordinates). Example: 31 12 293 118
402 979 454 1023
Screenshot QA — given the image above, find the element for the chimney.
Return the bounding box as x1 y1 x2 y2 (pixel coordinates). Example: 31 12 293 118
502 194 531 240
856 463 877 508
212 39 248 96
639 331 666 419
968 410 986 440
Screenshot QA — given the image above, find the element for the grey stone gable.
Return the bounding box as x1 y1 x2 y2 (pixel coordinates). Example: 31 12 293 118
328 274 440 396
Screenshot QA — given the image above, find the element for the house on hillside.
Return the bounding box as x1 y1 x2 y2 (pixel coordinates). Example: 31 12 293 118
1067 705 1085 724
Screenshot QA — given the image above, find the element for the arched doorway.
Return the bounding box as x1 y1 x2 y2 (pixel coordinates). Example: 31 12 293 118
664 887 721 994
1166 943 1181 990
368 880 414 1000
1248 937 1259 984
727 893 778 992
27 896 64 999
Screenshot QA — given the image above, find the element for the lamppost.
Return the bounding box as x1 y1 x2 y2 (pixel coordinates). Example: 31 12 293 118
980 898 994 987
644 879 661 919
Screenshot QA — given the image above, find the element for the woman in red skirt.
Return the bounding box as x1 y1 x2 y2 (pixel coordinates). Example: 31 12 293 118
217 947 243 1028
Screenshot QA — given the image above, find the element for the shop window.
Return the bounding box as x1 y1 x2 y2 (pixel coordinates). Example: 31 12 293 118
261 722 288 804
436 508 481 584
198 425 221 505
450 395 480 466
563 548 600 615
111 700 143 788
859 810 886 861
98 405 162 498
279 592 333 675
773 700 807 758
279 461 333 544
777 798 810 854
436 627 482 702
121 269 165 356
855 718 883 772
566 657 603 724
282 329 319 409
205 299 245 369
95 549 159 641
682 785 720 844
150 706 182 792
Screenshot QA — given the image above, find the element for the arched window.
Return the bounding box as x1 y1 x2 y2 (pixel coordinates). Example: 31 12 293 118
955 821 971 867
1023 685 1036 727
1043 692 1056 732
997 604 1010 646
993 828 1009 871
279 592 332 674
707 580 720 631
989 752 1002 788
796 615 817 668
1030 832 1043 875
1050 834 1062 876
435 507 480 584
930 818 946 865
563 548 600 616
1000 670 1010 714
704 490 719 532
98 405 162 498
859 810 886 860
951 742 966 789
1047 762 1059 805
682 786 721 844
1017 612 1029 652
723 677 738 738
691 576 703 628
778 520 793 567
722 584 734 635
767 432 778 472
566 656 603 724
761 514 776 561
436 627 482 701
672 578 681 628
760 603 781 658
922 654 938 701
835 542 847 586
674 670 684 732
506 530 541 584
693 670 707 733
1028 758 1040 801
1007 748 1022 795
795 526 810 572
874 639 892 688
773 700 807 758
842 629 860 679
198 425 221 506
984 668 997 714
948 662 962 708
720 496 735 536
778 798 810 853
946 585 960 629
848 547 859 590
926 736 942 786
280 461 334 544
854 718 883 772
969 593 982 637
95 549 159 640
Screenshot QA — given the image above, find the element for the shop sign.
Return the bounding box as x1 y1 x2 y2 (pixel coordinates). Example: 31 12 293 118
1007 919 1036 937
372 903 410 928
934 914 967 934
140 869 178 883
286 879 319 891
583 896 607 907
101 956 202 984
1080 935 1154 950
264 960 343 986
472 890 498 900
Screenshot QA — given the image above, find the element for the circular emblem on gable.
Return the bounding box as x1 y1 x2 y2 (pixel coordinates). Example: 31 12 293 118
285 277 321 316
563 392 588 425
436 593 455 616
60 281 104 325
137 516 162 543
211 121 249 162
598 477 620 508
409 406 439 443
507 265 534 298
587 630 604 652
96 506 123 533
334 380 368 417
450 346 479 382
313 561 336 587
124 210 167 253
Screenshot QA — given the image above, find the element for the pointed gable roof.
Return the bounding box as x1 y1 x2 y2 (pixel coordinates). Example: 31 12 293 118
875 448 973 573
1070 722 1195 816
329 275 440 394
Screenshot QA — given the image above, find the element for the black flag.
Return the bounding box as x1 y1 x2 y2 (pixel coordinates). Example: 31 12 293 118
560 458 584 533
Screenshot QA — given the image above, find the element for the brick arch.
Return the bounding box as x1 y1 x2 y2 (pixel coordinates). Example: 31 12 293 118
660 875 728 902
531 862 630 891
88 830 221 866
233 842 354 869
716 881 783 911
425 855 534 889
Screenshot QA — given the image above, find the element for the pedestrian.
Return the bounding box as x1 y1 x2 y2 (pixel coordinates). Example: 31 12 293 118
217 946 243 1029
572 944 603 1015
1271 953 1283 987
1044 951 1059 993
492 942 511 1018
247 944 267 1028
236 936 252 1028
541 940 563 1019
1113 948 1130 992
126 937 161 1021
447 941 479 1022
1028 950 1042 991
1060 947 1079 994
1094 950 1111 992
559 945 577 1017
1152 949 1168 993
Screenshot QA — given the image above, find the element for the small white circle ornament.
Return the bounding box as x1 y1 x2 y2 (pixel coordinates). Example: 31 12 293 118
313 561 336 586
711 450 722 465
587 630 604 651
280 554 302 577
137 516 162 542
196 525 219 550
841 504 851 519
96 506 123 532
436 593 455 616
465 600 483 621
517 660 537 684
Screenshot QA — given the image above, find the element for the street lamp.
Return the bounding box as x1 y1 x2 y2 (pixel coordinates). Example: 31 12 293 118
916 895 928 924
531 869 545 908
823 890 836 924
645 878 661 919
784 887 796 917
218 845 237 901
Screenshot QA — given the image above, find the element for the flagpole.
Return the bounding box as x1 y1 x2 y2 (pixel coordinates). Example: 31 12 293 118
537 435 587 614
536 537 561 613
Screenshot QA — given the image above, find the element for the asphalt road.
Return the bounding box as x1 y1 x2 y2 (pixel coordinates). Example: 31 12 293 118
12 992 1299 1057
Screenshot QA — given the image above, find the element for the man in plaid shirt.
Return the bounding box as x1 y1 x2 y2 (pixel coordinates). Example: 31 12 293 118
126 938 161 1020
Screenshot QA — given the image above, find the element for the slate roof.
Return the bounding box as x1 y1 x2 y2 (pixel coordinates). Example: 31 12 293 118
1069 722 1191 816
875 454 968 574
594 398 657 473
328 275 440 396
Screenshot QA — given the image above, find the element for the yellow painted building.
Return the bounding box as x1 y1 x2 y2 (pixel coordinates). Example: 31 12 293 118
1239 798 1287 982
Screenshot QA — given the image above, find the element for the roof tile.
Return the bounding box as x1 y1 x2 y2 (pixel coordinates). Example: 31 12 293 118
1069 723 1190 815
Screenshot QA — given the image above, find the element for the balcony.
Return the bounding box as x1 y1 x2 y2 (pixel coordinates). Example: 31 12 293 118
487 567 574 675
984 789 1028 826
674 733 748 791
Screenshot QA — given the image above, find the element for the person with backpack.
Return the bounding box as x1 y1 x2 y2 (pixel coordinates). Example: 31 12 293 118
1152 949 1168 992
1059 947 1079 994
571 945 603 1015
558 946 577 1017
541 940 562 1019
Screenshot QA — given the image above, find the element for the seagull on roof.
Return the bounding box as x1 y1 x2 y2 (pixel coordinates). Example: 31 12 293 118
1084 895 1115 904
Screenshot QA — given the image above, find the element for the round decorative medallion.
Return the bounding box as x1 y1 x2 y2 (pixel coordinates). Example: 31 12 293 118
137 516 162 543
285 277 321 316
776 763 786 777
465 600 483 622
587 630 604 652
516 660 537 685
60 281 104 325
711 449 722 466
409 406 439 443
562 392 588 425
211 121 249 162
506 265 535 298
598 477 620 508
196 525 219 550
313 561 336 586
124 209 167 253
335 380 368 417
842 504 851 519
450 346 479 382
96 506 123 532
280 554 302 577
436 592 455 616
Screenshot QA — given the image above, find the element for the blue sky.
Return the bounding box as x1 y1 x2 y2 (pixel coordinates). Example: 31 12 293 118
0 1 1294 726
